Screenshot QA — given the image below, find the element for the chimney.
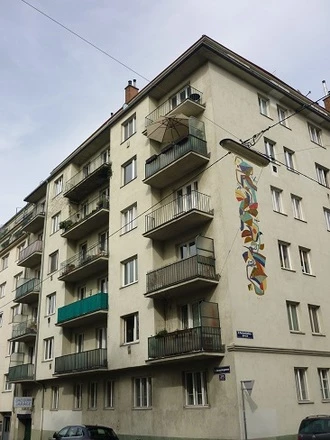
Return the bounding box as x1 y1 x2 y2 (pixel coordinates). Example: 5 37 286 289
322 80 330 112
125 79 139 104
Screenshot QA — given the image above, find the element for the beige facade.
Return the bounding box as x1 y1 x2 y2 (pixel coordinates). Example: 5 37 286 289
1 35 330 440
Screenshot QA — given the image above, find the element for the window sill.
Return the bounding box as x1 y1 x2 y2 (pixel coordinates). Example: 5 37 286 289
294 218 307 223
260 113 273 121
120 226 138 236
287 167 299 174
120 176 137 188
121 340 139 347
281 268 296 273
2 390 12 393
120 280 138 289
132 407 152 410
312 332 326 337
121 132 136 145
290 330 305 335
302 272 316 278
322 399 330 403
279 124 291 131
297 400 314 404
273 210 287 216
310 140 324 148
184 405 210 409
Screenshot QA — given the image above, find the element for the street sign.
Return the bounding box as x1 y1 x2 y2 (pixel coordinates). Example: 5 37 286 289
14 397 33 408
236 331 254 339
214 366 230 374
219 374 226 381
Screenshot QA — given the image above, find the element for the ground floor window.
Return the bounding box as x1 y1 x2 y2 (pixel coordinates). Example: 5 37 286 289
134 377 152 408
184 371 208 406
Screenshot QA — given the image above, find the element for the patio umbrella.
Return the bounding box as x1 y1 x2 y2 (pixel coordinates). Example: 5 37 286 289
146 113 190 143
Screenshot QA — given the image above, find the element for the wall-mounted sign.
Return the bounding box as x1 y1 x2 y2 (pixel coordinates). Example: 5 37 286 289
219 374 226 381
14 397 33 408
214 366 230 374
236 331 254 339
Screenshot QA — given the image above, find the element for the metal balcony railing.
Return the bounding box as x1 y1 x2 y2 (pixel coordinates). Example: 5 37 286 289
148 326 222 359
57 292 108 324
64 153 110 194
60 241 108 277
60 196 109 232
145 135 207 179
146 255 217 293
11 320 37 339
18 240 42 262
145 85 203 126
145 191 211 233
15 278 40 300
8 363 34 382
54 348 107 374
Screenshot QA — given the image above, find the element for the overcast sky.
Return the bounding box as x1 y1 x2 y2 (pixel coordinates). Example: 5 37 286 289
1 0 329 224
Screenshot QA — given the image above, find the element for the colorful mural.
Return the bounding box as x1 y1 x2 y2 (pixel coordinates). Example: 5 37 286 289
235 157 267 295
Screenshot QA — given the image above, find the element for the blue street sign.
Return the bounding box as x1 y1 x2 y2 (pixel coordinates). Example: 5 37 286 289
236 330 254 339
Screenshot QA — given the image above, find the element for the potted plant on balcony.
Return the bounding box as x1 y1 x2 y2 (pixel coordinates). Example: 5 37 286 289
155 329 168 338
59 220 73 231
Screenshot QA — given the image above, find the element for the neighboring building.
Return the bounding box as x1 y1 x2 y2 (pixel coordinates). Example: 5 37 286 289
1 35 330 440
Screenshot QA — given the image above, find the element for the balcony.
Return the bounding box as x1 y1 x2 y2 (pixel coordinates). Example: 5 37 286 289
144 135 209 189
148 326 224 363
144 191 213 241
146 255 219 299
15 278 40 304
54 348 107 375
18 240 42 268
57 292 108 327
145 85 204 126
58 242 108 282
64 154 111 202
61 197 109 241
9 320 37 342
8 363 34 382
23 205 45 233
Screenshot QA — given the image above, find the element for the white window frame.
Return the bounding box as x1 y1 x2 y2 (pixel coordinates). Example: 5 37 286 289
11 304 22 321
121 204 137 234
122 157 137 185
308 304 321 334
284 148 295 171
316 164 329 187
104 380 114 409
49 251 59 274
16 241 26 261
324 208 330 231
73 383 82 410
294 368 309 401
122 115 136 141
265 139 276 161
0 282 6 298
4 374 12 392
287 301 300 332
122 256 138 286
46 293 56 316
96 327 107 349
309 124 322 145
123 312 139 344
44 337 54 361
1 254 9 271
278 242 291 269
291 195 303 221
319 369 330 400
258 95 269 116
134 377 152 408
0 312 3 327
184 371 208 406
299 247 312 275
89 382 98 409
51 213 60 234
278 106 288 126
51 386 59 410
54 176 63 196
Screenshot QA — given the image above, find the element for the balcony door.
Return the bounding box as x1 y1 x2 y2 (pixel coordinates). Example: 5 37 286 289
80 243 87 263
176 181 198 214
181 303 201 330
28 346 35 364
179 240 197 260
77 285 86 301
96 328 106 349
75 334 84 353
99 232 108 253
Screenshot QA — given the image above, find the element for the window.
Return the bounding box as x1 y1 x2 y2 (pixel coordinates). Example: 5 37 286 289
44 337 54 361
324 208 330 231
294 368 309 401
51 213 60 234
11 304 22 321
0 312 3 327
123 312 139 343
8 341 19 355
284 148 295 171
308 305 321 334
75 333 84 353
0 282 6 298
74 384 82 410
49 251 58 273
319 369 330 400
181 303 201 329
89 382 98 409
96 328 107 349
184 371 208 406
46 293 56 316
287 301 300 332
121 204 137 233
82 163 90 178
54 176 63 196
299 247 312 274
309 124 322 145
16 241 26 260
98 278 108 294
179 240 197 259
291 195 304 220
123 115 136 141
170 85 192 109
122 157 137 185
104 380 114 408
258 95 269 116
1 254 9 270
122 256 138 286
316 164 329 187
265 139 276 161
4 375 12 392
278 106 288 126
134 377 152 408
14 272 23 289
101 149 109 164
278 242 291 269
51 386 59 410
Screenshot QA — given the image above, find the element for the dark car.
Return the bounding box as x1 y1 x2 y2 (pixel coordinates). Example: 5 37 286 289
298 415 330 440
53 425 118 440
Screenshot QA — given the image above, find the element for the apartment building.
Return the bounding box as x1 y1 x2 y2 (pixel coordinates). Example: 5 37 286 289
1 35 330 440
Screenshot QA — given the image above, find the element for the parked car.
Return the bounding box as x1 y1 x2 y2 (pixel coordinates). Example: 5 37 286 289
298 415 330 440
52 425 119 440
